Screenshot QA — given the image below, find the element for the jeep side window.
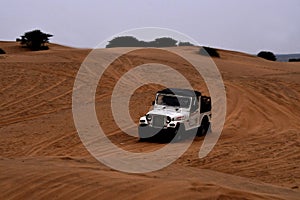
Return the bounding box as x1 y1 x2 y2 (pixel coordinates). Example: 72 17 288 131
157 95 163 105
191 97 199 112
200 96 211 113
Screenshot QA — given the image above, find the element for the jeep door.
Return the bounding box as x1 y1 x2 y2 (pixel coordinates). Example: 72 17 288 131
188 97 201 130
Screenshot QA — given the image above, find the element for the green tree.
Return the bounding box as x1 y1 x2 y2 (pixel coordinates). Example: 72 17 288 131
199 46 220 57
257 51 276 61
106 36 141 48
0 48 5 54
154 37 177 47
178 41 194 46
289 58 300 62
105 36 178 48
16 30 53 50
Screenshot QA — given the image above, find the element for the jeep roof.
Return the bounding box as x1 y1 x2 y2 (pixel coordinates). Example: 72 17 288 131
157 88 201 98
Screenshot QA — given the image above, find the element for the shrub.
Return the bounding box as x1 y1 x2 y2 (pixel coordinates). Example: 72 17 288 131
257 51 276 61
289 58 300 62
0 48 5 54
178 41 194 46
106 36 179 48
106 36 141 48
153 37 177 47
16 29 53 51
199 46 220 57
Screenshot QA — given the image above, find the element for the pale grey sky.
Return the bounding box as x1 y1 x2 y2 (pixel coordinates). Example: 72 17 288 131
1 0 299 54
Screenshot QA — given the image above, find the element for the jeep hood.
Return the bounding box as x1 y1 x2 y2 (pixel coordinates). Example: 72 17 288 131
147 108 189 118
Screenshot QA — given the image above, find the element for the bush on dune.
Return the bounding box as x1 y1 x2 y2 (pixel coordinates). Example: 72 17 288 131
106 36 141 48
257 51 276 61
289 58 300 62
16 29 53 51
105 36 195 48
178 41 194 46
199 46 220 57
106 36 179 48
153 37 177 47
0 48 5 54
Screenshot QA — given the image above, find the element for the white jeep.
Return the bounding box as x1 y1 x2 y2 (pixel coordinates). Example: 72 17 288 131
138 88 211 141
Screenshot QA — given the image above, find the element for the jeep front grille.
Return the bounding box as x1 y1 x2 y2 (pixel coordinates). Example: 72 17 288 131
152 115 165 128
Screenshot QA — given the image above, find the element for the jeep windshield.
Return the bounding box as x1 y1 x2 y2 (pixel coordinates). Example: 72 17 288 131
156 94 191 108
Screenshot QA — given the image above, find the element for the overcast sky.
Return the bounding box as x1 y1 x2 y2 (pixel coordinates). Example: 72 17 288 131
1 0 299 54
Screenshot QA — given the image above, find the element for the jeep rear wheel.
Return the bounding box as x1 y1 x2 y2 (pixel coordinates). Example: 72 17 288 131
197 116 210 136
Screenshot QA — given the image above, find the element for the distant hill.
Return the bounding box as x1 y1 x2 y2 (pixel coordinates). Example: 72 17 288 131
275 53 300 62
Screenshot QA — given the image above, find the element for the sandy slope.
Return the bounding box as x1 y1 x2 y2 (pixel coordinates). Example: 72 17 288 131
0 42 299 199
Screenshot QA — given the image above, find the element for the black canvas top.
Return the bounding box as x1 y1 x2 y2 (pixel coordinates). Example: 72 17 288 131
157 88 201 97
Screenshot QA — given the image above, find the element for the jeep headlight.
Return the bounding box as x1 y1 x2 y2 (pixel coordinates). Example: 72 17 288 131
146 114 152 121
166 116 171 123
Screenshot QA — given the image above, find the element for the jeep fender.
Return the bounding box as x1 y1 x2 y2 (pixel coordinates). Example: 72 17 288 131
200 113 211 125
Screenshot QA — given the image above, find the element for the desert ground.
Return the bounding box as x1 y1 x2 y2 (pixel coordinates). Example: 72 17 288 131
0 41 299 199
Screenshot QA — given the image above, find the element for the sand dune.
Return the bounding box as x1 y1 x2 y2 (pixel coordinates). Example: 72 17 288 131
0 42 299 199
